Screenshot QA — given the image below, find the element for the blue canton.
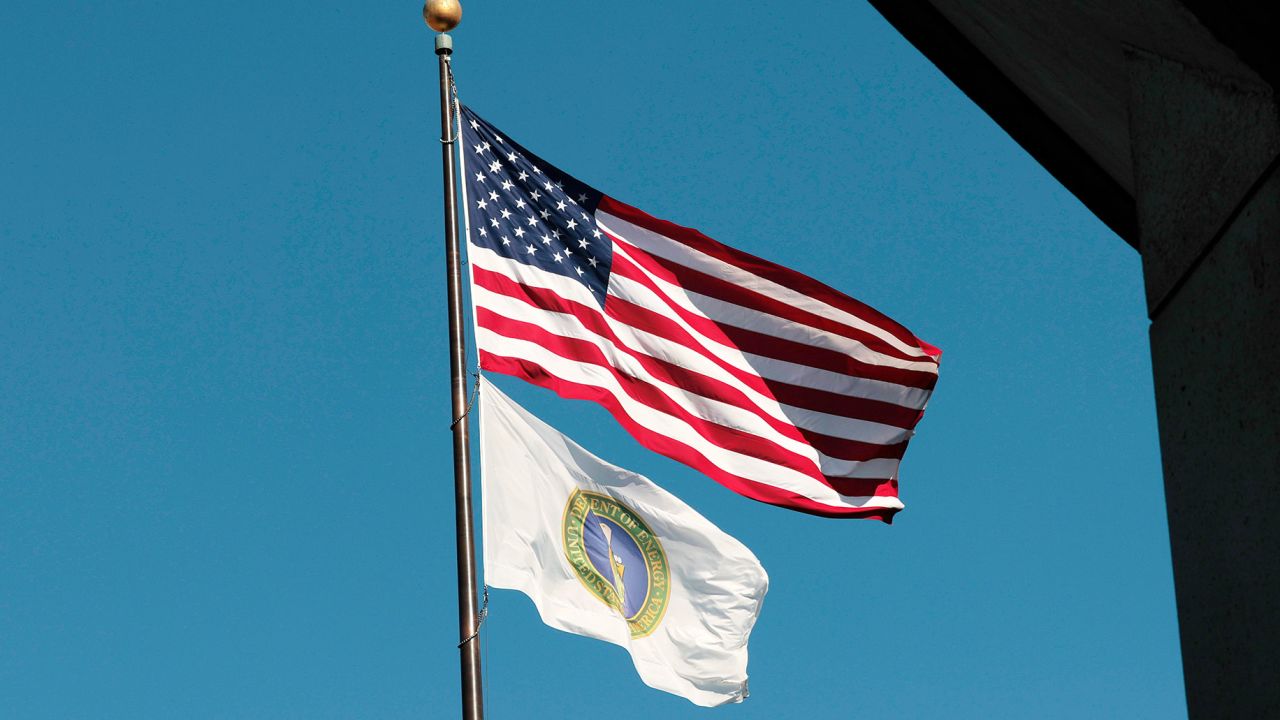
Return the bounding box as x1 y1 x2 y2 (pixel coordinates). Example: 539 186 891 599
459 105 611 302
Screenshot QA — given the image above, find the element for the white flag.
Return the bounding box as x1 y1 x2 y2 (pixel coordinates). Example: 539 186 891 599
479 377 769 706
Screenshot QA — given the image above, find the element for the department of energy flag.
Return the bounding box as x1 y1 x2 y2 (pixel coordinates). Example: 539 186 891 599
460 105 941 521
479 378 768 706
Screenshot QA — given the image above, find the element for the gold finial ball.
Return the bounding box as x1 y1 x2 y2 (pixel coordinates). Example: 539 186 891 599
424 0 462 32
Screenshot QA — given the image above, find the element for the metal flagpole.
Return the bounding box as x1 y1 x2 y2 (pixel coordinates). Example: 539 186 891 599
425 2 483 719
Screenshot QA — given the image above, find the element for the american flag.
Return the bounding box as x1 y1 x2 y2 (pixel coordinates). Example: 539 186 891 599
460 105 941 521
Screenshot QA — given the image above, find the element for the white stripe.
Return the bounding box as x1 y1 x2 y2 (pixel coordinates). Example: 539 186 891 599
472 245 922 442
471 241 599 306
476 327 904 512
474 283 910 473
597 210 937 364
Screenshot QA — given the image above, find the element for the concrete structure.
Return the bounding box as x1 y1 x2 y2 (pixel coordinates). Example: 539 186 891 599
868 2 1279 716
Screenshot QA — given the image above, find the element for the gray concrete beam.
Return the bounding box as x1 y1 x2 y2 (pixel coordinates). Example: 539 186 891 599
1149 166 1280 717
1128 45 1280 719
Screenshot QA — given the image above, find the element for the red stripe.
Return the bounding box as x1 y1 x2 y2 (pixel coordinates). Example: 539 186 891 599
599 195 940 360
480 350 902 522
474 266 913 460
794 425 910 464
826 475 899 498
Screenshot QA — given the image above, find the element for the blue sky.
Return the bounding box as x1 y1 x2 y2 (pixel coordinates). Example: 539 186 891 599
1 1 1184 717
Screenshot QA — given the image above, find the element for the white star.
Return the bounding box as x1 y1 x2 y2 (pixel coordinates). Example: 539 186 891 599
551 228 561 239
473 143 484 154
555 181 564 190
513 227 526 238
526 215 538 227
539 209 551 220
475 198 487 209
580 211 590 221
517 170 529 181
482 141 491 152
577 193 588 203
475 172 486 183
501 180 513 191
575 266 585 276
530 190 541 201
566 219 577 230
591 228 602 239
489 191 499 201
478 227 487 237
495 136 505 144
587 257 598 267
577 238 589 249
489 218 499 229
469 119 479 130
489 160 501 173
532 164 542 174
552 252 564 263
555 200 567 211
540 234 552 245
515 199 526 209
543 180 554 192
500 208 512 219
525 244 536 254
501 236 511 246
506 152 517 162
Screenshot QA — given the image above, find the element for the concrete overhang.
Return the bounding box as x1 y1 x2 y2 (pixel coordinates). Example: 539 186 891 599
869 0 1275 251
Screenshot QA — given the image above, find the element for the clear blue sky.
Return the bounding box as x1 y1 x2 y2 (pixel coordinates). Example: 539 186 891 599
1 1 1184 717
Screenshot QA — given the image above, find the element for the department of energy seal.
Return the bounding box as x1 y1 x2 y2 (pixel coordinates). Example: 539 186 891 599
561 489 670 638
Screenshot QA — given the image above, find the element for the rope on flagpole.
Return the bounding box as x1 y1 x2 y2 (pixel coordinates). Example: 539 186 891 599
450 371 481 429
440 55 461 144
457 584 489 648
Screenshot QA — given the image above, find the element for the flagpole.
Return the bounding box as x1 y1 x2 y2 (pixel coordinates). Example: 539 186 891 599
425 2 483 719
